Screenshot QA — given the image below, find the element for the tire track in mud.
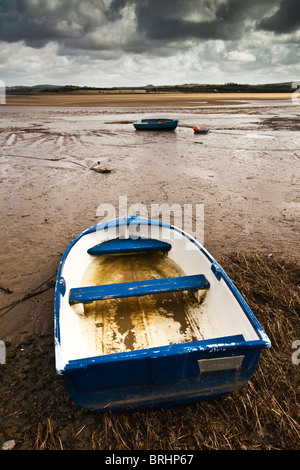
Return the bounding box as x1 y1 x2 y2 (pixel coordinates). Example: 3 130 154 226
2 133 17 147
0 128 114 175
1 127 86 148
0 128 89 162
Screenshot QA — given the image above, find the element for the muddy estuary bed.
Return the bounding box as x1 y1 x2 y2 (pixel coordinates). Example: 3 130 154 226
0 97 299 450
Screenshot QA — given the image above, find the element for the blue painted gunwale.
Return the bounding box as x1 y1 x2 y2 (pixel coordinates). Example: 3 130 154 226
64 334 261 373
54 216 271 410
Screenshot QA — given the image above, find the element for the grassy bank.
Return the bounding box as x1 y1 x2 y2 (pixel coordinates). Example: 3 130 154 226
0 253 299 450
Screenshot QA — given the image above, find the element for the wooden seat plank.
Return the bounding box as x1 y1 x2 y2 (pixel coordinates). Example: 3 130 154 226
87 237 172 255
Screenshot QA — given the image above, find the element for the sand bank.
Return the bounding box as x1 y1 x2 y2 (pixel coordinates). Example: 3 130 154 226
5 92 293 107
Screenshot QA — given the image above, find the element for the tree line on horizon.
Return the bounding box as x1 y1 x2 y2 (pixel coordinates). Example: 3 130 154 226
6 82 293 94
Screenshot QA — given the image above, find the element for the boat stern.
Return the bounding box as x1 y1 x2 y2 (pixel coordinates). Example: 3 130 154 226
61 334 267 411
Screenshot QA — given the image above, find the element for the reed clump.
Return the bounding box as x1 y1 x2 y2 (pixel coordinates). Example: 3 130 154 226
0 253 299 450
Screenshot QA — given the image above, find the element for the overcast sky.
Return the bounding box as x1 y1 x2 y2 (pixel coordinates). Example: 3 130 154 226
1 0 300 87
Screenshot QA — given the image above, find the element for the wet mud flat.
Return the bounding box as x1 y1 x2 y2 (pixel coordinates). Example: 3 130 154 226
0 97 299 450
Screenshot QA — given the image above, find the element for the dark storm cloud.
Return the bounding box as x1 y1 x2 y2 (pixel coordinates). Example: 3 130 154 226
136 0 257 40
257 0 300 34
0 0 64 45
0 0 298 54
0 0 108 47
109 0 277 41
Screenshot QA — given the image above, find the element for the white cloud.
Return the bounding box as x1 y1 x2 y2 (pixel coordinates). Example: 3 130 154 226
226 50 256 62
0 41 71 85
1 35 298 87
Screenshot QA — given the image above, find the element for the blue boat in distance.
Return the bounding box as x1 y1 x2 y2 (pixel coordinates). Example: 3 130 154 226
133 118 178 130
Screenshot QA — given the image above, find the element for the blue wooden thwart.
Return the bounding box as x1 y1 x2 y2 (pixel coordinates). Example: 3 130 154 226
69 274 209 304
87 237 172 255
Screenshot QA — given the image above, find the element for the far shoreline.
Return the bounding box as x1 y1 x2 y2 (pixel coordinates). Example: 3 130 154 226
3 92 294 107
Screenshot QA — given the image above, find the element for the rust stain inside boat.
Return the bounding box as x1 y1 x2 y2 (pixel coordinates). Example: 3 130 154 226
79 252 202 355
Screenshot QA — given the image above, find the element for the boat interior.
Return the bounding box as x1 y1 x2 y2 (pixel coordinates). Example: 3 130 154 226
58 223 261 363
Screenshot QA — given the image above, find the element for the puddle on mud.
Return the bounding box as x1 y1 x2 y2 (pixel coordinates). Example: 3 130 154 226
79 252 201 355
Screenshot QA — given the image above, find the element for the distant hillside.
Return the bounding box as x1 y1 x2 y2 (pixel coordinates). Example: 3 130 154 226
6 82 294 94
6 84 59 93
154 82 293 93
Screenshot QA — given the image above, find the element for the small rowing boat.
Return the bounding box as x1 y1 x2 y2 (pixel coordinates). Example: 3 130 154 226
133 118 178 131
54 216 270 411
